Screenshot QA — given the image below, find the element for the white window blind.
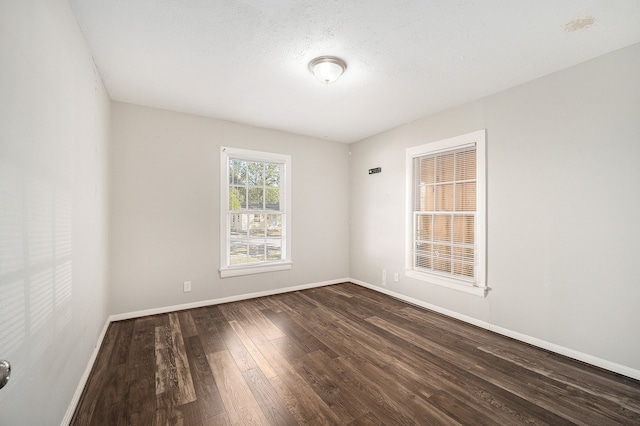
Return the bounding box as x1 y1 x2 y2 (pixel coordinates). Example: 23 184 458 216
413 147 476 280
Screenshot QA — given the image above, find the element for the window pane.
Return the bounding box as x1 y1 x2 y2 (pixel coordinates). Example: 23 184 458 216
455 182 476 211
248 162 264 186
436 153 455 183
230 240 247 265
456 150 476 181
265 188 280 210
453 215 474 244
229 159 246 185
249 214 265 237
265 163 280 187
229 186 246 210
266 239 282 261
453 262 474 278
433 215 451 242
230 214 248 237
248 188 264 209
415 243 432 269
436 183 454 211
453 246 474 263
416 215 432 241
433 244 452 273
266 214 282 237
248 241 265 263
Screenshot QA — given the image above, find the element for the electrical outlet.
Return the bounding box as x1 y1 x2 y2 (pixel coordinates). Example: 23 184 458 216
183 281 191 293
394 272 399 282
382 269 387 286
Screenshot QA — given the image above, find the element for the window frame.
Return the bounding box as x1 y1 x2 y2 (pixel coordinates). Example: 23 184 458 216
405 130 487 297
219 146 292 278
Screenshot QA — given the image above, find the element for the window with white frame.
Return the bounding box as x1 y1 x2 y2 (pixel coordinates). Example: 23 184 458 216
220 147 291 278
406 130 487 296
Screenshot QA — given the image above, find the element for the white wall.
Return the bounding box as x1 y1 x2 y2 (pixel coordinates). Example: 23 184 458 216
109 102 350 314
0 0 111 424
350 43 640 371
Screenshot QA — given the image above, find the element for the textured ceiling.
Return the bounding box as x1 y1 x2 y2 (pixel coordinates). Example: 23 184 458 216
69 0 640 143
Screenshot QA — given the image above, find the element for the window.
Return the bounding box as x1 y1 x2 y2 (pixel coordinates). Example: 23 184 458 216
406 130 486 296
220 147 291 278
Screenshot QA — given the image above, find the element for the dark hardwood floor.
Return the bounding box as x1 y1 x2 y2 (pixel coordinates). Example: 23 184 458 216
71 283 640 425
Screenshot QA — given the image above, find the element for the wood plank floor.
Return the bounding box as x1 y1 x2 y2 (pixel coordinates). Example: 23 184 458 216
71 283 640 425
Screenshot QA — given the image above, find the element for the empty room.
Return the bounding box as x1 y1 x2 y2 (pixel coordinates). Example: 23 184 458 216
1 0 640 424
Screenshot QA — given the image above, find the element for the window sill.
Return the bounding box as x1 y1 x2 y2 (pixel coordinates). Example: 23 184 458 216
220 262 292 278
405 270 488 297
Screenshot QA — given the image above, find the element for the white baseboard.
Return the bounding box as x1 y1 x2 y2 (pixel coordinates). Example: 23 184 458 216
350 278 640 381
109 278 348 322
61 277 348 425
61 319 111 426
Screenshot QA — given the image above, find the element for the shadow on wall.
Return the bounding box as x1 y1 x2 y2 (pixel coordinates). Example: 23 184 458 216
0 156 74 392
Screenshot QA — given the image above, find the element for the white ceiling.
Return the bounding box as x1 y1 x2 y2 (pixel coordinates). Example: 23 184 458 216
69 0 640 143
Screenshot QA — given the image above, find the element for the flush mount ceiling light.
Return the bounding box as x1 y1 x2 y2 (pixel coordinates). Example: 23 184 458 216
308 56 347 84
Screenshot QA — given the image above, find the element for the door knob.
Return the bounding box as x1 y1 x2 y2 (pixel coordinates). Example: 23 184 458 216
0 360 10 390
